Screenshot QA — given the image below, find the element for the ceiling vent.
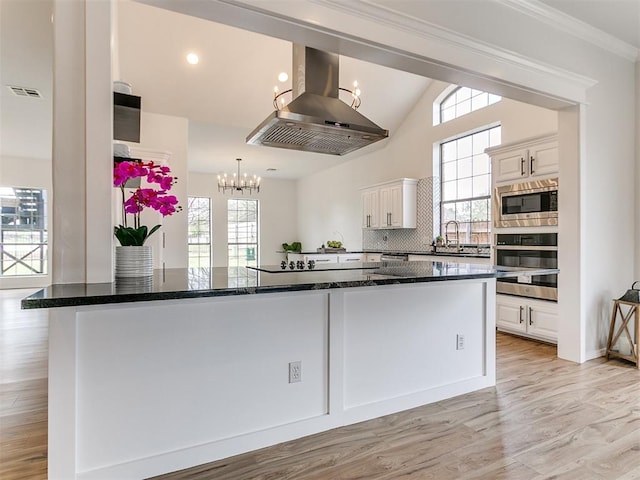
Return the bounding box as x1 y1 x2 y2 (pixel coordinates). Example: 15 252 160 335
7 85 42 98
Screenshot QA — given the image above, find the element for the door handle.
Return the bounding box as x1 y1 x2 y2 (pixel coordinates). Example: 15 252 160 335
519 306 524 324
520 157 525 176
530 156 535 175
528 306 533 325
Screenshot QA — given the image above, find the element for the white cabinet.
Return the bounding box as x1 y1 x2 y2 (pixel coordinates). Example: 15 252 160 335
364 253 382 262
361 189 379 228
338 253 363 264
360 178 417 229
303 254 338 264
496 294 558 343
487 135 558 184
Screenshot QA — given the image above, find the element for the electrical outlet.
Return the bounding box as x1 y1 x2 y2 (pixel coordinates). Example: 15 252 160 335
289 361 302 383
456 334 465 350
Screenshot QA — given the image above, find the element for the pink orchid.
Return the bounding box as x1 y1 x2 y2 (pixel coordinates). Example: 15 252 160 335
114 160 182 246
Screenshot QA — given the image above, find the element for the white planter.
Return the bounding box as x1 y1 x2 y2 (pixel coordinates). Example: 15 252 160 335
115 245 153 278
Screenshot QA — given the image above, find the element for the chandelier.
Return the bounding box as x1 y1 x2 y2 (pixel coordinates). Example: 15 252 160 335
217 158 261 194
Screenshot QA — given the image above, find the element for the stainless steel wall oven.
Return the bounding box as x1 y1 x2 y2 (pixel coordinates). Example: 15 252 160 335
495 232 557 301
494 178 558 228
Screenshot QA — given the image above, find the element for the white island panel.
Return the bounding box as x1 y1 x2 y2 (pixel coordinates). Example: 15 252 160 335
75 293 329 475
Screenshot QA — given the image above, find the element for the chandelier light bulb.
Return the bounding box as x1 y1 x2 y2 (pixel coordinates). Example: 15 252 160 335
274 86 279 94
278 72 289 82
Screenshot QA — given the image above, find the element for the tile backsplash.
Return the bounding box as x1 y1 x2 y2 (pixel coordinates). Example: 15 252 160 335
363 177 440 252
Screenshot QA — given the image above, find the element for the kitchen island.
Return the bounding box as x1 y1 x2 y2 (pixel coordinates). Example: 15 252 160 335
23 262 555 480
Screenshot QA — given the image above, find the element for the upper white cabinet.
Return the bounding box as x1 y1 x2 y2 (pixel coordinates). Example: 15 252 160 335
487 135 558 184
361 188 379 228
360 178 417 229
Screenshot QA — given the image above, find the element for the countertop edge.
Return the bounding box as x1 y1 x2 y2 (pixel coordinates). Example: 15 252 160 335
21 272 499 310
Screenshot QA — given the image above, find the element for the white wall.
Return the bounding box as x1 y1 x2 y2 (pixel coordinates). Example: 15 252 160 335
188 173 298 266
297 80 558 251
0 156 52 289
132 111 189 269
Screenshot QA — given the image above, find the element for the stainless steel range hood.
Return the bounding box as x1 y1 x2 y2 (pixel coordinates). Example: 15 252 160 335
246 45 389 156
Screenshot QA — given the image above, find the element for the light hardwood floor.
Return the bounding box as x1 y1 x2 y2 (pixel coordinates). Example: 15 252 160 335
0 289 48 480
1 288 638 479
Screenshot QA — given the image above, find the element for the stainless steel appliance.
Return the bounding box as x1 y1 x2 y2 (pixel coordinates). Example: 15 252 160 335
494 178 558 228
495 232 557 301
380 253 409 262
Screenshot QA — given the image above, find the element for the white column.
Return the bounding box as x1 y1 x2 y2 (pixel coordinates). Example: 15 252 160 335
52 0 113 284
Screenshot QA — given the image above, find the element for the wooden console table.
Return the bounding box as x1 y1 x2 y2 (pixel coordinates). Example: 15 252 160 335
606 299 639 368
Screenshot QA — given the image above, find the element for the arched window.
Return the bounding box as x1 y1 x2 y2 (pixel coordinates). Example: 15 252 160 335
439 86 501 123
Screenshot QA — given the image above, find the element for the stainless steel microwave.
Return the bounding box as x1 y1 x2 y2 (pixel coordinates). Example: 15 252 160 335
493 178 558 228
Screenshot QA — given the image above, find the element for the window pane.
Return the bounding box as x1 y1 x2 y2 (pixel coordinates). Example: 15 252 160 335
472 130 489 154
456 99 471 117
0 187 48 276
442 161 457 182
442 181 457 201
188 196 211 268
458 157 473 179
457 136 472 158
227 198 258 268
442 204 456 223
457 87 471 101
442 142 457 162
472 174 490 197
455 201 471 222
457 178 472 199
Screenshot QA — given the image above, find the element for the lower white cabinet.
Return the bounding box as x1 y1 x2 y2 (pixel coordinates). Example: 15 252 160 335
496 294 558 343
337 254 364 264
364 253 382 262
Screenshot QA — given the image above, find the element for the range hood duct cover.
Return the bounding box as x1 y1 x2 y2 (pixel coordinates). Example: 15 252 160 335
246 45 389 156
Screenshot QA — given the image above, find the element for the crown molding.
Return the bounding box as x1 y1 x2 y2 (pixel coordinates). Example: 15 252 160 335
497 0 639 62
310 0 598 91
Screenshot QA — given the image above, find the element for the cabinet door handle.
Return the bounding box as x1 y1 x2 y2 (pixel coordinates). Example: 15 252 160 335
528 306 533 325
520 157 526 176
315 259 331 263
530 156 535 174
388 212 392 226
519 306 524 324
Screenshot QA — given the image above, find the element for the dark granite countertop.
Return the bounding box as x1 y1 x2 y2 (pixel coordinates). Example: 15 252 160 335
21 262 556 310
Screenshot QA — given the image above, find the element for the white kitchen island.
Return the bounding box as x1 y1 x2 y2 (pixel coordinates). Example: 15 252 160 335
21 262 545 479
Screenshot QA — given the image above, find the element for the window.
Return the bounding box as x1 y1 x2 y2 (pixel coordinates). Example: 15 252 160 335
0 187 48 276
441 126 501 245
440 87 501 123
227 198 258 272
187 196 211 268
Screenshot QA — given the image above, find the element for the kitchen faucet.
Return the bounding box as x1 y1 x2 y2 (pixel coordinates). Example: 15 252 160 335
444 220 461 253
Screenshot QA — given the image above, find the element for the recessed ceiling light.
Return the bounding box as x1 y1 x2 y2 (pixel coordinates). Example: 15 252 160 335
278 72 288 82
186 53 199 65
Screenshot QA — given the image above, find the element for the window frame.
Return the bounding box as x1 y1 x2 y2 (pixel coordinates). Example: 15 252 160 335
438 86 501 124
439 125 501 245
187 196 212 269
227 198 259 271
